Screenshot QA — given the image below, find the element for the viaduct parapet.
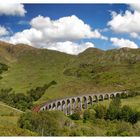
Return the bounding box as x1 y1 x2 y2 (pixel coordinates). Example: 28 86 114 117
40 91 127 115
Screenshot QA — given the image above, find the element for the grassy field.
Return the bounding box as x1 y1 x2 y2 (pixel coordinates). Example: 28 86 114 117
0 101 23 127
96 95 140 112
0 42 140 106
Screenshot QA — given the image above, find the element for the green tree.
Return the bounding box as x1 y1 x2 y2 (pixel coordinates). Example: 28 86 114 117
94 104 107 119
106 97 121 120
70 112 81 120
119 105 133 122
18 110 72 136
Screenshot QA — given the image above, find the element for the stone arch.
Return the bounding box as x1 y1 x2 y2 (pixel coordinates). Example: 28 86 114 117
67 99 71 115
42 107 45 111
62 100 66 114
48 104 52 110
71 98 76 113
98 95 104 101
52 102 56 110
45 105 48 110
76 97 82 110
82 96 88 109
57 101 61 111
104 94 109 100
88 96 93 105
93 95 98 102
110 94 115 99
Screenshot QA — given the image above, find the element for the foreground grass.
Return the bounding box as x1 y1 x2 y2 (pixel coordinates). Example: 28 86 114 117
0 102 37 136
0 101 22 127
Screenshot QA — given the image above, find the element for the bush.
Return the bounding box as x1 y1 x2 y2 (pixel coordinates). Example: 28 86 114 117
18 110 72 136
70 112 81 120
0 81 56 111
94 104 107 119
83 109 95 121
119 105 133 122
106 97 121 120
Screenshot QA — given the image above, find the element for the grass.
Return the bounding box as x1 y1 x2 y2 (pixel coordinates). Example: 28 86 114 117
0 101 23 116
0 101 23 127
0 101 37 136
0 42 140 106
96 95 140 112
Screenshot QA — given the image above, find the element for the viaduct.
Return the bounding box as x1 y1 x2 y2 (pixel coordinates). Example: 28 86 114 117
39 91 127 115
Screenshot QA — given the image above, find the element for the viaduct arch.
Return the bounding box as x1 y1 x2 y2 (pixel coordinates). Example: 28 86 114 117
40 91 127 115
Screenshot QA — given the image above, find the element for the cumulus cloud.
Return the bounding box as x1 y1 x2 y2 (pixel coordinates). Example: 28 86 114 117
0 26 9 36
108 4 140 40
9 28 42 45
108 10 140 33
45 41 95 55
129 3 140 12
110 37 138 49
2 15 107 55
30 15 107 41
0 3 26 16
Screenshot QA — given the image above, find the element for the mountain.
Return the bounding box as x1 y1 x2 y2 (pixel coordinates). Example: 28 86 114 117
0 41 140 105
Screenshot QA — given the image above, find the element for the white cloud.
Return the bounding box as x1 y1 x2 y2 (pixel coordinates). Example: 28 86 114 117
1 15 107 55
108 10 140 33
110 37 138 49
0 26 9 36
108 4 140 40
130 32 140 39
0 3 26 16
45 41 94 55
30 15 107 41
9 28 42 45
129 3 140 12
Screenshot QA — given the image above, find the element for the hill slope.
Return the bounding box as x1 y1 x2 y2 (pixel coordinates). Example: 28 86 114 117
0 41 140 105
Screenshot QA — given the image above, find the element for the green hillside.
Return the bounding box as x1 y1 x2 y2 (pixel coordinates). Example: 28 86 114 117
0 41 140 106
0 41 140 136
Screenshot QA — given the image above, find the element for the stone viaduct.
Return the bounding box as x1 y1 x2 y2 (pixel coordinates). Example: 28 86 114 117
40 91 127 115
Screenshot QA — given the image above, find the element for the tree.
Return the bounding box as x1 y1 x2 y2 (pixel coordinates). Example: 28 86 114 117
106 97 121 120
18 110 72 136
94 104 107 119
70 112 81 120
119 105 133 122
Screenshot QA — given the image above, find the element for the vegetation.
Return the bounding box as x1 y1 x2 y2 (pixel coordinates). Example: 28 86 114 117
0 81 56 111
0 42 140 104
18 111 72 136
0 63 8 79
0 41 140 136
16 96 140 136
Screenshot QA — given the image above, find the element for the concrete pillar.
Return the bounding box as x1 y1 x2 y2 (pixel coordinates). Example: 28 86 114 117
52 103 56 110
62 104 67 115
48 104 52 110
78 100 82 110
88 96 93 105
71 99 76 114
56 101 62 111
83 97 88 109
67 103 72 115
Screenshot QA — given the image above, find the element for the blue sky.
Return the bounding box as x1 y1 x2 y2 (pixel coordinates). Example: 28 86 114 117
0 4 140 54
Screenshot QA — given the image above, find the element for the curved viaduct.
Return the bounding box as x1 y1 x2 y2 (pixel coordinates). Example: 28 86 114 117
40 91 127 115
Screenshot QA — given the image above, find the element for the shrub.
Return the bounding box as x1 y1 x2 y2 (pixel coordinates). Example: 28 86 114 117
94 104 107 119
18 110 72 136
70 112 81 120
106 97 121 120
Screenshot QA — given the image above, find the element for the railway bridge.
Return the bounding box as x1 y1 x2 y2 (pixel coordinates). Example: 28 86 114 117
40 91 127 115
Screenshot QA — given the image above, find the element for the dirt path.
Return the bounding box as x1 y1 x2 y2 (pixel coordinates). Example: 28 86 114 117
0 102 24 113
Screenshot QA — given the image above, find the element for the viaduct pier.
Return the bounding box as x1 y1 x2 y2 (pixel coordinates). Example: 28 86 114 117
39 91 127 115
